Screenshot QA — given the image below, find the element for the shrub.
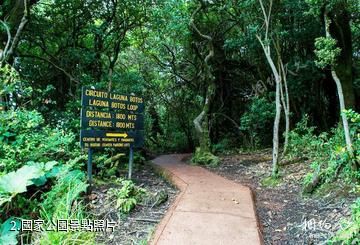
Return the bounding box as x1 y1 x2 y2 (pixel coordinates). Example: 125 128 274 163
0 108 92 244
212 138 234 154
0 109 76 173
287 115 325 159
0 64 22 97
287 111 360 193
240 96 275 148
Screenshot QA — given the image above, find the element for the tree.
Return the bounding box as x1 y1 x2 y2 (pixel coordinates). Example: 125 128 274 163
256 0 285 177
307 0 355 154
190 1 216 154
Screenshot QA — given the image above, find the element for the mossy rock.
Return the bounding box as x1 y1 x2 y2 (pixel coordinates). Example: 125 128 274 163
191 148 220 167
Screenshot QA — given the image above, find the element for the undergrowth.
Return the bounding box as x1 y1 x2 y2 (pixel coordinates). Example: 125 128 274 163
0 109 95 244
287 111 359 192
330 198 360 244
33 170 95 244
286 110 360 244
191 147 220 167
261 176 282 187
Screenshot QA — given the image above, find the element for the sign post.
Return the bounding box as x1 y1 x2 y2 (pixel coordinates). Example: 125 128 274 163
128 145 134 179
87 148 93 194
80 87 144 193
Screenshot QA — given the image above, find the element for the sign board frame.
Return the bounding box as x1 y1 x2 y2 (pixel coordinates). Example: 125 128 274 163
80 87 144 191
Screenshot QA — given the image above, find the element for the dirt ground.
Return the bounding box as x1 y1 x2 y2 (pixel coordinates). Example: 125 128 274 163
203 150 358 245
88 163 178 245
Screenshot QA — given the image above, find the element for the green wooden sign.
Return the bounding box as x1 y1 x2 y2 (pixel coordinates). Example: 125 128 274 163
80 87 144 149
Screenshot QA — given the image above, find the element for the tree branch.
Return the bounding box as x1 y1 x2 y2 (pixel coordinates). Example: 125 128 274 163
189 2 212 42
0 20 11 63
6 0 29 61
19 54 80 84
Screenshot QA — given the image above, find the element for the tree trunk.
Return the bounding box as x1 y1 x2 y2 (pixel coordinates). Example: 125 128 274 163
331 70 353 152
93 33 103 83
107 33 123 91
324 11 352 153
329 9 355 109
258 46 282 176
257 0 282 177
190 2 215 154
272 78 282 176
194 82 215 153
280 62 290 157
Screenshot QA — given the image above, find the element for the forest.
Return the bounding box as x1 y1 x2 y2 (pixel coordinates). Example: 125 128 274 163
0 0 359 244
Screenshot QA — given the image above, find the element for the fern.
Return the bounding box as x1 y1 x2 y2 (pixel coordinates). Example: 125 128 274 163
107 179 146 213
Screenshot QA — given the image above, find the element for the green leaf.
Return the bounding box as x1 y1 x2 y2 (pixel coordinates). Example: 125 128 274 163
0 218 20 245
45 161 58 171
45 166 63 178
32 175 47 187
18 164 45 183
0 171 28 194
0 164 45 195
3 132 15 138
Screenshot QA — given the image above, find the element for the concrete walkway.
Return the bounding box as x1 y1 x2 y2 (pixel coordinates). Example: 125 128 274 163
150 154 263 245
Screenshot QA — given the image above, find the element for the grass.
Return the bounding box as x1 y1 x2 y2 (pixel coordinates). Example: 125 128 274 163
32 170 96 244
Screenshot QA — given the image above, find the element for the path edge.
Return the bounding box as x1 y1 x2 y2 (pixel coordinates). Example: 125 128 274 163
249 186 265 244
148 161 188 245
148 159 264 245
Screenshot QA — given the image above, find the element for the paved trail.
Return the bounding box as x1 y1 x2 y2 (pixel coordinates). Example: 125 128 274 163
150 154 263 245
